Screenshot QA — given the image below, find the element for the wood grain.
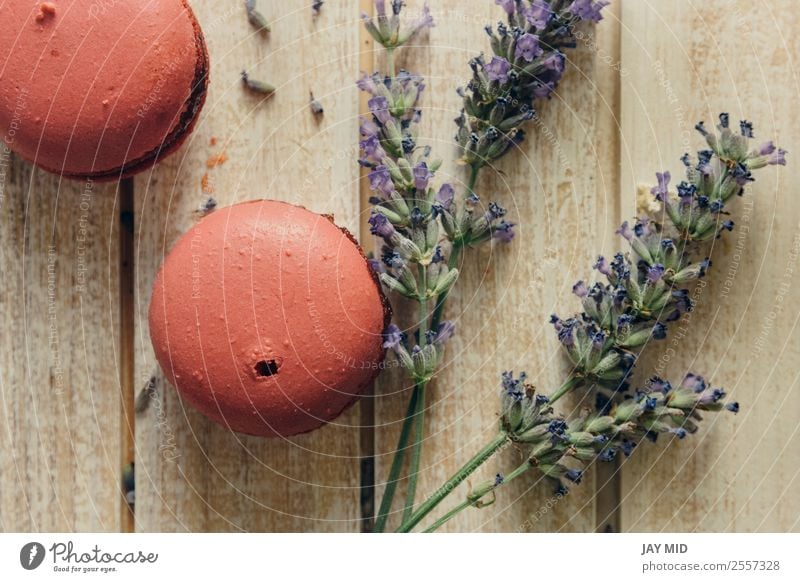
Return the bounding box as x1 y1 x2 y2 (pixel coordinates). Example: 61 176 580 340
132 0 364 532
372 0 624 532
618 0 800 532
0 158 123 531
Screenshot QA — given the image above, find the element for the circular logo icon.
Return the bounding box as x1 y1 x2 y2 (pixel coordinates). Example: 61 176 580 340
20 542 46 570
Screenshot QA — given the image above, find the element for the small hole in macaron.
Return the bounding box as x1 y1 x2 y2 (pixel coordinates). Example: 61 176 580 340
254 359 280 377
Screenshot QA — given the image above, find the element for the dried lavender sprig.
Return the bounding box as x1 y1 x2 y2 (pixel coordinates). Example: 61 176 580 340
400 364 741 532
360 2 520 530
418 368 739 532
396 115 786 533
455 0 609 170
494 370 740 495
551 115 787 405
428 0 608 329
359 2 451 530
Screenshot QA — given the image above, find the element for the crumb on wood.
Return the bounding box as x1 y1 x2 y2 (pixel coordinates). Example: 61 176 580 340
201 173 214 193
206 152 228 169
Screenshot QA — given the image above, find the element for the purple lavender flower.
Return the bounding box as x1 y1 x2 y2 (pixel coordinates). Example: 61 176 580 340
569 0 609 22
572 280 589 298
620 439 636 456
591 329 606 348
598 448 616 462
360 134 386 162
551 315 576 347
368 258 385 274
681 373 707 393
501 370 527 402
676 181 696 205
413 161 432 191
650 171 671 201
594 256 612 277
360 118 380 139
368 95 392 125
758 141 775 155
515 33 543 62
697 387 726 406
356 72 379 95
486 202 507 220
369 212 397 240
492 220 516 243
533 82 556 99
646 264 665 283
382 323 404 351
651 322 667 340
648 376 672 394
523 0 552 30
769 149 787 165
368 165 395 196
670 427 688 439
541 52 565 74
433 320 456 345
485 56 511 83
616 221 634 241
436 183 454 210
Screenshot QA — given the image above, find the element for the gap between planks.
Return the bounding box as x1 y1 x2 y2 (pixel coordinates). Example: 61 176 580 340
119 178 135 533
357 0 376 534
593 1 622 534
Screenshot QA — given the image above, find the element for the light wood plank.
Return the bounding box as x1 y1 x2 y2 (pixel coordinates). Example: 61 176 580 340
0 157 122 532
373 0 623 532
619 0 800 532
133 0 364 531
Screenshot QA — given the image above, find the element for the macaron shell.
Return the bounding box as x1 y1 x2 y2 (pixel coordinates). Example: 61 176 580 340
0 0 206 178
149 200 390 437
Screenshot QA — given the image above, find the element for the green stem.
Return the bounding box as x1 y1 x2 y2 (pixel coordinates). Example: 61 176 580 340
422 499 471 533
548 375 583 406
386 48 396 79
401 264 429 520
373 387 419 532
396 431 509 532
402 380 427 521
418 263 428 334
397 375 581 532
423 457 533 533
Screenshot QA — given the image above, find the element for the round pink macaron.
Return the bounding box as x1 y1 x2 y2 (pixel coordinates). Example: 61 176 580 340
149 200 391 437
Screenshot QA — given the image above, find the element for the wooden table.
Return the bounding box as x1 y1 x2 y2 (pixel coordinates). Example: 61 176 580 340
1 0 799 533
